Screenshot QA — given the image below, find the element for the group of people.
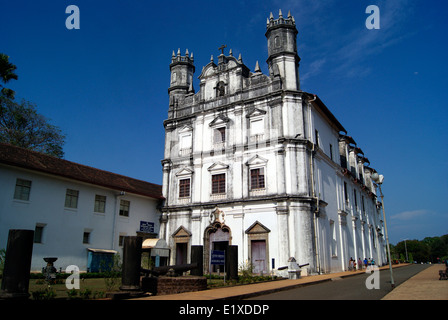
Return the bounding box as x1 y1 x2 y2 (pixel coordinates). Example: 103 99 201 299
348 257 376 271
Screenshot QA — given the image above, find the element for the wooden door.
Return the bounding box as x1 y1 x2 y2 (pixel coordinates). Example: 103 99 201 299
251 240 266 274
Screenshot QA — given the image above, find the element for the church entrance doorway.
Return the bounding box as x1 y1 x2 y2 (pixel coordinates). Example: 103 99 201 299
211 240 228 272
204 212 231 274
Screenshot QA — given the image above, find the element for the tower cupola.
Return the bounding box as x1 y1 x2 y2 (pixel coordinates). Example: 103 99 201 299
168 49 195 107
265 10 300 90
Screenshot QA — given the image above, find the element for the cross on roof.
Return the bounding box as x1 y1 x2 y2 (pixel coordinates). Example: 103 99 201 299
218 44 227 55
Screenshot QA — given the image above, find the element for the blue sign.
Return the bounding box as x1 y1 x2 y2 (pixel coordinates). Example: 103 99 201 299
139 221 154 233
211 250 225 265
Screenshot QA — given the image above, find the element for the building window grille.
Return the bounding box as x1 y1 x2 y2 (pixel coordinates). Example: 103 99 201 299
94 195 106 213
212 173 226 194
250 168 265 190
179 178 191 198
83 231 91 244
14 178 32 201
34 225 44 243
119 200 130 217
65 189 79 208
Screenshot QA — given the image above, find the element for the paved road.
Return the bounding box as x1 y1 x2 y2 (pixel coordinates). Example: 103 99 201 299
247 264 431 300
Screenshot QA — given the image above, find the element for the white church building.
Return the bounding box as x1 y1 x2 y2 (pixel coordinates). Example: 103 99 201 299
159 10 387 275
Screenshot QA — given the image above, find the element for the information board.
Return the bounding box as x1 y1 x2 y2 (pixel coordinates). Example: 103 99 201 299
210 250 225 265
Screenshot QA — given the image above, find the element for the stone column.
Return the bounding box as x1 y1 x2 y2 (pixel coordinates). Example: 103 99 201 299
190 245 203 276
0 229 34 299
120 236 142 291
225 245 238 280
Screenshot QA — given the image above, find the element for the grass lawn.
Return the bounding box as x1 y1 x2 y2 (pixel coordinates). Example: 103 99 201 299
28 277 121 300
1 273 280 300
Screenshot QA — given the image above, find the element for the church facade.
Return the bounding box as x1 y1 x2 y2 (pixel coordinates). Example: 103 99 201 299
159 11 386 275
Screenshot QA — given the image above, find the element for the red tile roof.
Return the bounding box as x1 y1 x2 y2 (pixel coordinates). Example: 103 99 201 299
0 143 163 200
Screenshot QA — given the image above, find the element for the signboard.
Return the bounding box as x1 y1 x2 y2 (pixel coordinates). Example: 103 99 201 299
139 221 154 233
211 250 225 265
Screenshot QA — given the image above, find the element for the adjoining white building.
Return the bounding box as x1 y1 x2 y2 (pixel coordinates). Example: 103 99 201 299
0 142 163 272
160 10 387 275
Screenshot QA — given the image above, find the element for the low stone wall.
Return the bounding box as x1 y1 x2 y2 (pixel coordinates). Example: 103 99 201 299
141 276 207 296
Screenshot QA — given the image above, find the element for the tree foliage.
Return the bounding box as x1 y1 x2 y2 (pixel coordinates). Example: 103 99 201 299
0 98 66 158
392 235 448 263
0 53 18 99
0 53 65 158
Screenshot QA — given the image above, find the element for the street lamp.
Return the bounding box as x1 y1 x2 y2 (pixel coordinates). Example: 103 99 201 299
403 238 409 263
371 172 395 289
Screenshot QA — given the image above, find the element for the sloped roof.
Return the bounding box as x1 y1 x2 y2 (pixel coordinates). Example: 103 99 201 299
0 143 163 200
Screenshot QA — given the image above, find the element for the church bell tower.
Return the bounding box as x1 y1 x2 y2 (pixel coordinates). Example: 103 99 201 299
168 49 195 110
265 10 300 91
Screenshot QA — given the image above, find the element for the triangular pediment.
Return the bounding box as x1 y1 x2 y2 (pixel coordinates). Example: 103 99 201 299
207 162 229 172
175 168 194 176
246 155 268 166
209 114 230 127
178 125 193 133
245 221 271 234
246 107 267 118
172 226 192 238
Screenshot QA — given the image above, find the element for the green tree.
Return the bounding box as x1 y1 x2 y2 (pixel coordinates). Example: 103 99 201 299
0 98 65 158
394 235 448 263
0 53 18 99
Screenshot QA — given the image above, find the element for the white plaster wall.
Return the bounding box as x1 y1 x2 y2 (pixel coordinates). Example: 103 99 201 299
0 165 160 271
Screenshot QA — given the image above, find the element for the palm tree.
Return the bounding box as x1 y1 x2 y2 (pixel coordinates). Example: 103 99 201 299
0 53 18 99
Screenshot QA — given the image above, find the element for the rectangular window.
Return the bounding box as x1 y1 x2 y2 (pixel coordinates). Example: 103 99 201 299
315 129 319 147
34 225 44 243
65 189 79 208
250 119 264 135
354 190 358 210
250 168 265 190
362 196 366 215
330 144 333 160
119 200 130 217
179 178 191 198
180 133 192 150
83 231 91 244
119 235 126 247
343 182 348 202
14 178 32 201
212 173 226 194
214 127 226 143
94 195 106 213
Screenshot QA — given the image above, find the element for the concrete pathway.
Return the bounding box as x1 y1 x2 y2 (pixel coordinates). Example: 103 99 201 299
132 263 447 300
381 264 448 300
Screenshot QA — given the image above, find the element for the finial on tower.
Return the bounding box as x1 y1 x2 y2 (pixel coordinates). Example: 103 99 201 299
254 61 261 73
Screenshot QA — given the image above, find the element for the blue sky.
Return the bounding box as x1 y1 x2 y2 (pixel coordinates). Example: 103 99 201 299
2 0 447 245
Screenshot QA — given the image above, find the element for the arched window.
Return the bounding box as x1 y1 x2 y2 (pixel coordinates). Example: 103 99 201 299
216 81 225 97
